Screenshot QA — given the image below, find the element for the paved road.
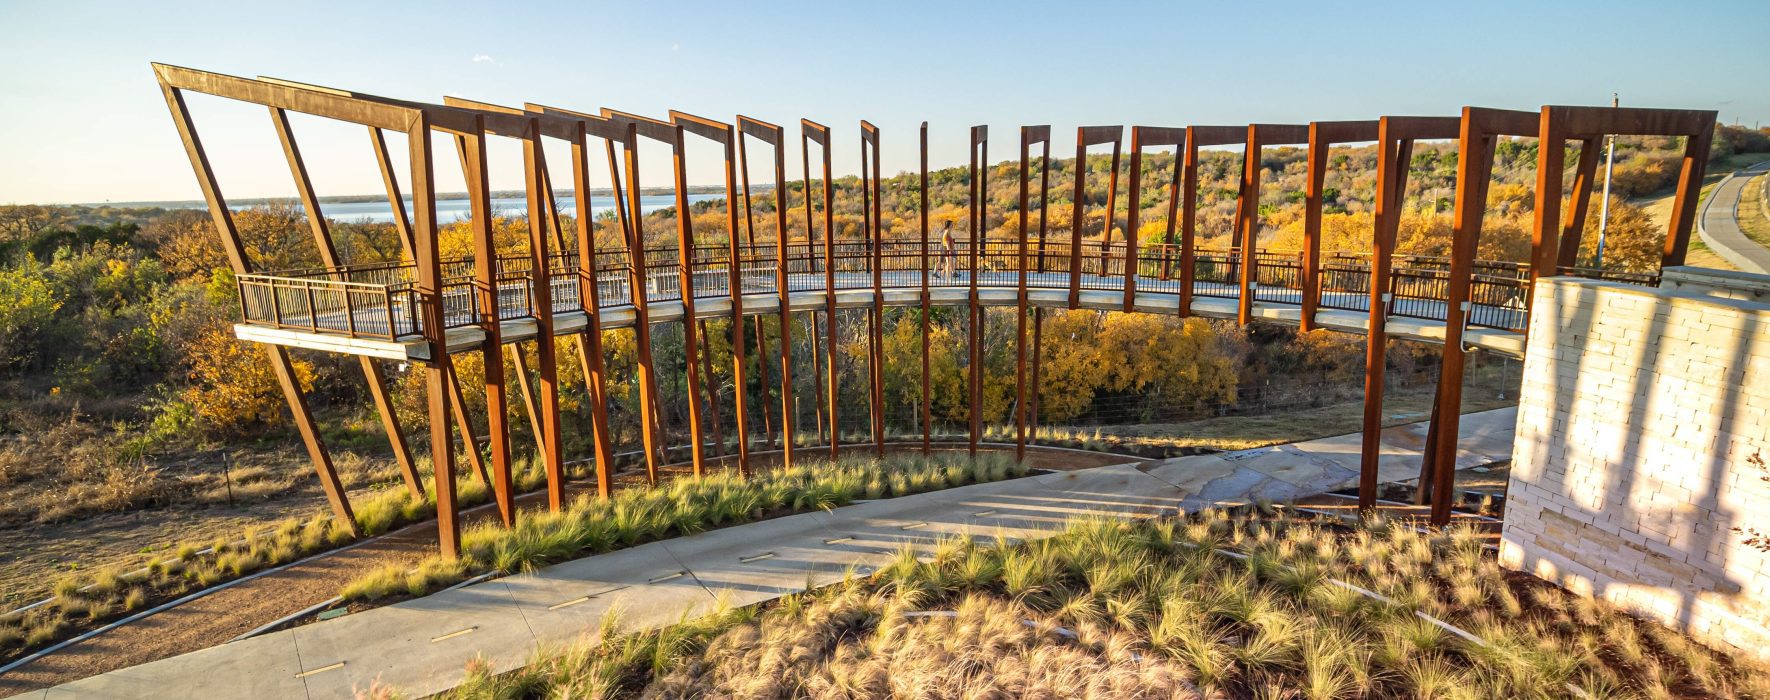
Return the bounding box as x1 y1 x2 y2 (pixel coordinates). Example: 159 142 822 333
1698 161 1770 273
5 409 1518 700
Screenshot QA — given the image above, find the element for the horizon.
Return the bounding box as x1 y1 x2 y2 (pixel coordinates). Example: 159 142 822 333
3 0 1767 206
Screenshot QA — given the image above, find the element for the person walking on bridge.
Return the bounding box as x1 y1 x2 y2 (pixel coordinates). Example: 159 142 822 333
939 220 957 279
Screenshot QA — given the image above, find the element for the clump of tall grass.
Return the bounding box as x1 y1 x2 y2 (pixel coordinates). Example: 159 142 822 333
431 510 1770 699
341 453 1028 602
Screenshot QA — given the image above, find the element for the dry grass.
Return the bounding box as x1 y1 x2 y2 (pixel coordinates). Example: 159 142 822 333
437 512 1770 699
341 453 1028 602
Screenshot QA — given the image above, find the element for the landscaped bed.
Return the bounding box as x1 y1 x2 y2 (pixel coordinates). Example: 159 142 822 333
430 511 1770 699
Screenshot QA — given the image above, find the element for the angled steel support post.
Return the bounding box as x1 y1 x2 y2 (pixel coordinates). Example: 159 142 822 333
519 117 567 511
861 121 886 455
367 124 487 487
738 116 795 468
673 110 752 473
1016 125 1052 462
919 122 933 455
411 121 458 557
733 134 776 454
1550 136 1604 270
618 124 665 482
803 119 838 458
267 106 425 499
1425 107 1536 526
153 66 359 535
456 125 517 525
1357 116 1457 511
968 125 988 456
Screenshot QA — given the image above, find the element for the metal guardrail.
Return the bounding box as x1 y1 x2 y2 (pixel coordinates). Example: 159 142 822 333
236 240 1655 341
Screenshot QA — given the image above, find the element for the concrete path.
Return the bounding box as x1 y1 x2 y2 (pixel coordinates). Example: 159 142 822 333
1698 162 1770 273
7 408 1515 700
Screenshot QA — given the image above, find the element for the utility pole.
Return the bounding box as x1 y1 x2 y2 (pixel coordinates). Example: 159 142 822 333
1595 93 1618 268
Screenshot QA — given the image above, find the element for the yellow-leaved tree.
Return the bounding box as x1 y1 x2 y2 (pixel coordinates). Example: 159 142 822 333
181 328 315 438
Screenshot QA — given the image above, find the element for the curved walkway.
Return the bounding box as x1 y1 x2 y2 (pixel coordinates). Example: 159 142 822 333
3 408 1516 700
1698 161 1770 273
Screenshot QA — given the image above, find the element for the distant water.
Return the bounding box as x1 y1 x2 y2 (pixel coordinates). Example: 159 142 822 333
162 193 724 224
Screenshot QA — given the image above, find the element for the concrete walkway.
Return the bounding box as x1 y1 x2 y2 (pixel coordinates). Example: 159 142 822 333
8 408 1516 700
1698 162 1770 273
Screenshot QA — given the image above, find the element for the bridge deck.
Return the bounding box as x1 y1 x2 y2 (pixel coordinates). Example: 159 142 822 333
234 267 1530 361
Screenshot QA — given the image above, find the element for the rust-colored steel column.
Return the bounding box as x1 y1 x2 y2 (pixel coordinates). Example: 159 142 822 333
1015 126 1051 461
1553 137 1604 270
1531 112 1569 293
617 123 664 483
967 125 988 456
520 123 566 510
803 119 838 458
1301 125 1328 332
698 317 725 457
861 121 886 455
268 107 424 499
369 123 487 490
459 127 516 525
511 345 547 455
408 115 459 557
1234 125 1260 325
667 124 708 476
1355 117 1455 511
1360 121 1412 511
1426 108 1507 526
738 116 795 467
1178 128 1203 317
673 111 751 473
919 122 932 455
564 114 617 498
1663 121 1715 268
153 71 358 533
1301 122 1379 333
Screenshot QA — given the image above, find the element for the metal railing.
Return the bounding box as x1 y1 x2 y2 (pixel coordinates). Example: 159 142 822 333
234 238 1646 341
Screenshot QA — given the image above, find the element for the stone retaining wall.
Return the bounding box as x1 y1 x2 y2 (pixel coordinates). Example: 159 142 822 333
1500 275 1770 660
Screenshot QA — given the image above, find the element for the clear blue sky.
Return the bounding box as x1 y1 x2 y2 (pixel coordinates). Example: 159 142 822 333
2 0 1765 205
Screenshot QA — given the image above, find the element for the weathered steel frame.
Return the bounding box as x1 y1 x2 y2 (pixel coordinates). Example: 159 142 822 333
1234 124 1309 326
736 115 796 469
1423 107 1539 525
1356 116 1461 511
1299 121 1379 332
1124 126 1185 313
603 109 708 477
918 122 933 455
1178 126 1247 317
672 110 753 474
1067 126 1123 309
153 64 470 554
1534 106 1716 279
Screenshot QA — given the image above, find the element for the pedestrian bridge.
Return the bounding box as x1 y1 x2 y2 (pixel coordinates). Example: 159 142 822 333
232 241 1616 361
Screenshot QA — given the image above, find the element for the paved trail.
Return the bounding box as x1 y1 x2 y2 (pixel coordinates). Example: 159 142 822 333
4 408 1516 700
1698 162 1770 273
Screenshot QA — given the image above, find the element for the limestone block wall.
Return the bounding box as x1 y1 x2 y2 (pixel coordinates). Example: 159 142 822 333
1500 275 1770 660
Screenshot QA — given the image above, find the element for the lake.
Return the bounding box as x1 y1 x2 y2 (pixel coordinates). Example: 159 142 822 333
209 193 726 224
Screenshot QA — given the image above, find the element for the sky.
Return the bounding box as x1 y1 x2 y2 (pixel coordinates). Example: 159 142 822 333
1 0 1766 205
